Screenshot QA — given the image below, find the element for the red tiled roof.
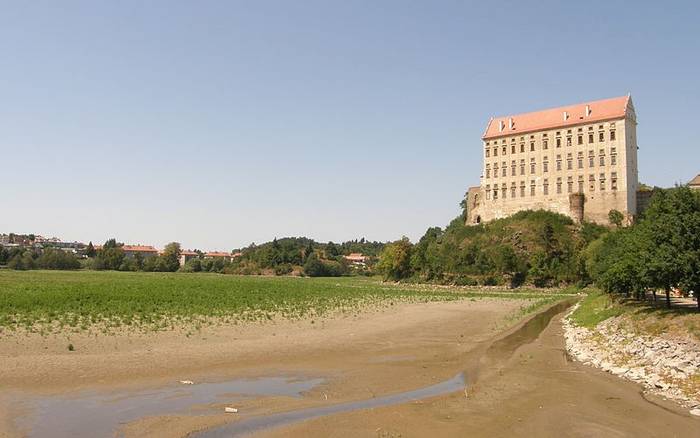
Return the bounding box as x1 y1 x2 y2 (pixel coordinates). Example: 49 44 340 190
180 250 199 256
483 95 631 140
122 245 158 252
205 251 232 257
344 253 366 261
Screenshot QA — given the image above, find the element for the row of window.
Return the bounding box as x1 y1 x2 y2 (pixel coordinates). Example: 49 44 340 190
485 149 618 178
485 124 617 158
484 172 619 200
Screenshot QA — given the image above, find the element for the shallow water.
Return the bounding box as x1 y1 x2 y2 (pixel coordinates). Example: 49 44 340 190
14 376 323 438
191 373 466 438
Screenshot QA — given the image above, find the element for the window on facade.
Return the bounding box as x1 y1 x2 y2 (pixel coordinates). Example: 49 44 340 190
520 181 525 197
485 148 490 158
502 146 507 155
493 147 497 156
543 157 549 173
493 187 498 199
520 159 525 175
599 149 605 166
611 172 618 191
610 148 617 165
567 153 573 170
485 185 491 200
610 130 616 141
589 174 595 192
567 176 573 193
588 133 594 143
578 175 584 193
556 177 562 194
556 154 562 171
502 161 507 177
530 142 535 151
511 161 516 176
555 138 560 148
520 143 525 153
511 183 516 198
530 158 536 174
541 140 546 150
599 131 604 142
588 150 595 167
502 183 507 199
599 173 606 191
566 136 572 147
543 179 549 195
485 164 490 179
577 152 584 169
511 145 516 154
493 163 498 177
577 135 583 145
530 180 536 196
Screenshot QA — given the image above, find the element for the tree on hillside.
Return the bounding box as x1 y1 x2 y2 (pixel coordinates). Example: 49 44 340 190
377 237 413 281
410 227 443 280
608 209 624 228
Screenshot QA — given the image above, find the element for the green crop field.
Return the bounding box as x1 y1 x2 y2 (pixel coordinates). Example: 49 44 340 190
0 270 575 331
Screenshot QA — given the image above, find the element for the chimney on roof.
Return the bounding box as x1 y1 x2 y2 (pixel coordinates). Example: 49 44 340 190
585 105 591 117
508 118 514 130
499 120 505 132
563 111 569 121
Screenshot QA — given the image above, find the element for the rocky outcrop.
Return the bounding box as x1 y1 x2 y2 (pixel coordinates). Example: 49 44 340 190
563 304 700 415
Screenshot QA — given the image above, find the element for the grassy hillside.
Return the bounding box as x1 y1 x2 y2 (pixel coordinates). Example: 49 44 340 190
405 210 606 287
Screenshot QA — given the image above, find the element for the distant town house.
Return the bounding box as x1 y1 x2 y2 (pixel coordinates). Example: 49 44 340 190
204 251 240 262
179 250 199 266
122 245 159 259
343 253 367 266
689 174 700 191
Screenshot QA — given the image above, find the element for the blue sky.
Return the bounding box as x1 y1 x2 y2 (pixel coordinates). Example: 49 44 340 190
2 1 698 250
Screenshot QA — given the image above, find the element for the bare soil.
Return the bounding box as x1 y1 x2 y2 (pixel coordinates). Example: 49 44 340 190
1 298 697 437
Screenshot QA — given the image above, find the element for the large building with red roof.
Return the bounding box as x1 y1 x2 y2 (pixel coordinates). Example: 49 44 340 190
466 95 639 225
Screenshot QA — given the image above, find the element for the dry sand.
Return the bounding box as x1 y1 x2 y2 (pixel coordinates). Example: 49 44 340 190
1 298 697 437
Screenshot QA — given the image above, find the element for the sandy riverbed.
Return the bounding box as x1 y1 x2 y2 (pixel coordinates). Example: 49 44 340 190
1 298 697 437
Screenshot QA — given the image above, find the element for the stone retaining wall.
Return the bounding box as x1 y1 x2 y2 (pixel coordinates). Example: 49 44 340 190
563 304 700 416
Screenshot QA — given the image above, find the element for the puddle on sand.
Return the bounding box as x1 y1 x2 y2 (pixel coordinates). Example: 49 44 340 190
13 376 323 438
191 373 466 438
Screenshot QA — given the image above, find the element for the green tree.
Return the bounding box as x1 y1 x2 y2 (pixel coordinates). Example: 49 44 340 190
608 209 624 228
161 242 182 272
642 187 700 308
85 241 96 258
376 237 413 281
94 239 125 270
36 248 81 270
